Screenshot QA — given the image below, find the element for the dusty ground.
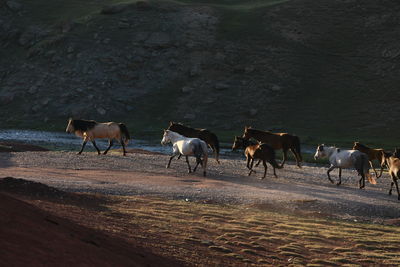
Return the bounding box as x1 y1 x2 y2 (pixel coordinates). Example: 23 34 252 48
0 150 399 222
1 149 400 266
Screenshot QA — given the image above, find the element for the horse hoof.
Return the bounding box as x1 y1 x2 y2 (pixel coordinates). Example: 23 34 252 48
203 172 206 177
165 165 170 169
336 183 341 186
77 152 82 155
103 152 107 155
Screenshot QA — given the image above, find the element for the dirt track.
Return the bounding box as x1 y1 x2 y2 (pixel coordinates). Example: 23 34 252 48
0 150 399 223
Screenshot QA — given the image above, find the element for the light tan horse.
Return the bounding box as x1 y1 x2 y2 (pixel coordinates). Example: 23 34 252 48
382 152 400 200
66 118 130 155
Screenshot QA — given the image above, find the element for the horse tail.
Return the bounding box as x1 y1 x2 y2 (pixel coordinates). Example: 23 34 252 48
200 141 208 176
293 136 302 162
118 123 131 144
212 133 220 164
362 154 376 184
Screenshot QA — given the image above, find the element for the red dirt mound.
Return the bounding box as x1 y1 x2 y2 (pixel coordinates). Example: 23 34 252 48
0 186 181 266
0 142 48 152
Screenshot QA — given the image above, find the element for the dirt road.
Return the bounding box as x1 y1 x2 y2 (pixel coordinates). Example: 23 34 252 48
0 151 399 222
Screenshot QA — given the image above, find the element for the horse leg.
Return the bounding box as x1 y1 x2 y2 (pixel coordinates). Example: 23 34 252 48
77 139 88 154
91 141 101 155
337 168 342 186
393 178 400 200
193 156 203 172
280 149 287 168
377 164 384 179
177 154 182 160
255 160 262 167
327 165 335 184
166 154 176 168
103 140 114 155
185 156 192 173
261 160 267 179
359 174 365 189
120 138 127 156
369 161 379 178
290 148 302 168
248 158 255 176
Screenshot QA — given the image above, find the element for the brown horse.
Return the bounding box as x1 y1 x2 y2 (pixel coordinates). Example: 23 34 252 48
242 127 302 168
352 142 386 178
382 152 400 200
232 136 281 179
167 122 220 164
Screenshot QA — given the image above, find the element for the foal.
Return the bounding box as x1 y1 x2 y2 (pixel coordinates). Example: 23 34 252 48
232 136 281 179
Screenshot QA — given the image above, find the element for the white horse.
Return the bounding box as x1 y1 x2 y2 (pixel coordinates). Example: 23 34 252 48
314 144 375 188
161 130 208 176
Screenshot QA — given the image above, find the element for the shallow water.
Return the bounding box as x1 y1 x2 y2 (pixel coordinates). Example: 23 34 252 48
0 129 235 156
0 129 314 158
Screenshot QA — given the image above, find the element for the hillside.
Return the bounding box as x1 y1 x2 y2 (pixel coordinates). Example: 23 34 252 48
1 0 400 146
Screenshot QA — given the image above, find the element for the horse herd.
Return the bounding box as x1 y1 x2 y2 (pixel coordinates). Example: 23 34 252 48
65 118 400 201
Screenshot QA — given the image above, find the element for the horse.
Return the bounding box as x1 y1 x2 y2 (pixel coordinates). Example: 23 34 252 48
352 142 386 178
167 122 220 164
161 130 208 176
65 118 130 156
314 144 375 188
232 136 281 179
242 126 302 168
393 148 400 158
381 152 400 200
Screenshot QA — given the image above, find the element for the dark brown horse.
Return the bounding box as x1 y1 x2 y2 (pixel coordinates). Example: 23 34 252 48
242 127 302 168
232 136 281 179
167 122 220 164
352 142 386 178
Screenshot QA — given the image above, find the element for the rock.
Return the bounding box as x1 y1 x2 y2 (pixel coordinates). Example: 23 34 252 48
182 86 194 93
6 1 22 12
41 98 50 106
145 32 172 48
31 105 41 112
97 107 106 115
215 82 229 90
28 86 38 94
118 22 130 29
0 93 15 105
101 4 129 15
133 32 149 43
184 114 196 120
271 84 281 92
190 65 201 76
245 65 255 73
249 108 258 116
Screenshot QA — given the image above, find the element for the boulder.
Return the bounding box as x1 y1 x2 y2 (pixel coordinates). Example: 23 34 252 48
6 1 22 12
101 4 129 15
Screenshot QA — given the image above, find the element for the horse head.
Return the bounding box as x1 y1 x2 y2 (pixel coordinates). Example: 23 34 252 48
160 130 170 145
242 126 252 139
231 136 244 151
352 142 360 150
393 148 400 158
314 144 326 160
65 118 75 133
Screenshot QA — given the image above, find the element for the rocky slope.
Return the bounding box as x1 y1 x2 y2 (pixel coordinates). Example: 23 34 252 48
1 0 400 144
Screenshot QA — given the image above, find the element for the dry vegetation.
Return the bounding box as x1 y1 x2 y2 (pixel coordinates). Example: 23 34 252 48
27 192 400 266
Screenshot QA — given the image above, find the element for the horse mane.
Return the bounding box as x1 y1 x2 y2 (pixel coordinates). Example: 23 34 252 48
246 128 272 134
72 119 97 132
354 142 370 150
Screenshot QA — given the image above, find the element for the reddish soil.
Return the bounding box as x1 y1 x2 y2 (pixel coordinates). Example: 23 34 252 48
0 181 181 267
